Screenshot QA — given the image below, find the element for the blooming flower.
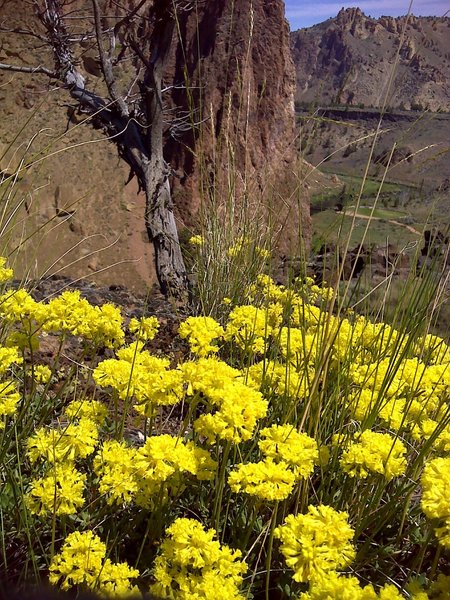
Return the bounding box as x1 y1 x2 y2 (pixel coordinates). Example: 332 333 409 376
421 456 450 548
0 256 14 282
27 418 99 463
275 505 356 582
26 463 86 516
49 530 140 596
151 518 247 600
179 316 224 357
338 430 407 481
228 458 296 501
258 424 319 478
128 316 159 342
0 379 20 428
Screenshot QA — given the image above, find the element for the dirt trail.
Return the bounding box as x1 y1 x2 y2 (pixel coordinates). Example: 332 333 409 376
340 210 422 235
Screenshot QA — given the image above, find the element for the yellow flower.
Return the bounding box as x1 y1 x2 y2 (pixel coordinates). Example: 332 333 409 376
31 364 52 384
224 303 282 353
0 288 42 323
128 316 159 342
94 344 183 411
298 571 377 599
151 518 247 600
26 463 86 516
421 456 450 548
97 559 141 598
228 458 296 501
0 256 14 282
49 531 106 590
338 430 407 481
194 380 268 444
275 505 356 583
49 530 140 596
42 291 124 347
27 418 99 463
0 346 23 376
189 234 205 247
0 379 20 428
64 398 108 426
258 424 319 479
94 440 139 504
179 316 224 357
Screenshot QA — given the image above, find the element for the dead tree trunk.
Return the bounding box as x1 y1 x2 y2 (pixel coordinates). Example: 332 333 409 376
0 0 190 301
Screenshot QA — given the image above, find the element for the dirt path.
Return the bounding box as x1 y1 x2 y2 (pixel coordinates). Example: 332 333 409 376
339 210 422 235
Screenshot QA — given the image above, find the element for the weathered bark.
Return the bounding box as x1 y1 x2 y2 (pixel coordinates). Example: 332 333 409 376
141 3 189 300
0 0 189 301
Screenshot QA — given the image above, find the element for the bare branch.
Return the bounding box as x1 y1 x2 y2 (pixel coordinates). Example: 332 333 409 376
92 0 129 116
0 23 48 42
0 62 57 77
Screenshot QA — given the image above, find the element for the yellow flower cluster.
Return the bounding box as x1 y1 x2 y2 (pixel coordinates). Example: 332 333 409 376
178 316 224 356
0 343 22 428
31 364 53 384
0 287 124 348
228 425 319 500
421 457 450 548
259 424 319 476
151 518 247 600
49 530 140 597
229 458 296 501
247 359 313 402
94 341 183 416
189 234 205 247
128 315 159 342
94 435 217 507
27 418 99 464
337 430 407 481
42 291 124 348
193 377 268 444
64 398 108 425
274 505 355 582
224 303 282 353
26 463 86 516
26 412 100 516
298 571 404 599
227 235 270 260
0 256 14 282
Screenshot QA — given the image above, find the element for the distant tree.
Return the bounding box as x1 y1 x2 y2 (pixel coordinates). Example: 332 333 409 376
0 0 194 301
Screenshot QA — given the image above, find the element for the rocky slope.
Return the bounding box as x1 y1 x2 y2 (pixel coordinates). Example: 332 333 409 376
291 8 450 111
0 0 311 291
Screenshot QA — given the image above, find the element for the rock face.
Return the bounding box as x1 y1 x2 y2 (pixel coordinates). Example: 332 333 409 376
0 0 309 290
166 0 307 252
291 9 450 111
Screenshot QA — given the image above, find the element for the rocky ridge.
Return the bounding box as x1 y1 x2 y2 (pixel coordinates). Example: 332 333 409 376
291 8 450 111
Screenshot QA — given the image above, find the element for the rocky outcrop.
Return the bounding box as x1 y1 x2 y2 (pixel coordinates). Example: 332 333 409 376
291 10 450 111
163 0 310 255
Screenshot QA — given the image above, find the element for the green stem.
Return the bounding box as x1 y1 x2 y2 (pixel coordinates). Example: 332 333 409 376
265 502 279 600
213 441 232 532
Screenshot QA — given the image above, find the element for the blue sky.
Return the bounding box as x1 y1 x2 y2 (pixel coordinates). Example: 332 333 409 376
285 0 449 29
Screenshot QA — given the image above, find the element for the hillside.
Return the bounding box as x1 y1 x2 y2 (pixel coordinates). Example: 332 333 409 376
291 8 450 111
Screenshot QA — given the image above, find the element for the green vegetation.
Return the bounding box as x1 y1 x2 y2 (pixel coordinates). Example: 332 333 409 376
1 243 450 598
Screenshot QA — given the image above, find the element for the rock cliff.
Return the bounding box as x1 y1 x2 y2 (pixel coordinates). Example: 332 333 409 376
291 9 450 111
0 0 309 290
